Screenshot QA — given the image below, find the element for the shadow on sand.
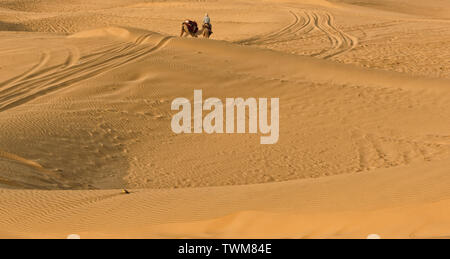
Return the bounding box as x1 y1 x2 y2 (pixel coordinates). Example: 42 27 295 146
0 21 29 31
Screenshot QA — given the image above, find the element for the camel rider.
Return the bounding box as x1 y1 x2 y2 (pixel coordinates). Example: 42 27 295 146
203 13 212 33
203 13 210 25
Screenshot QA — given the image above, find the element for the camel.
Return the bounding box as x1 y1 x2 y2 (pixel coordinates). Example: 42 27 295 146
202 23 212 39
180 21 212 38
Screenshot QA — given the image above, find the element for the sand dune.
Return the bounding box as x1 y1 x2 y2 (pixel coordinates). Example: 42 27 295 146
2 159 450 238
0 0 449 238
329 0 450 19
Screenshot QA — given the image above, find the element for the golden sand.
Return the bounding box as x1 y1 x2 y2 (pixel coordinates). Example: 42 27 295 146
0 0 449 238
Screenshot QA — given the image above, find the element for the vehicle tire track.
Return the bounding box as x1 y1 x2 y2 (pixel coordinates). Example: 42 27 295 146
0 35 173 112
0 43 131 95
236 9 359 59
0 51 50 90
310 12 341 57
63 46 81 68
257 11 315 46
320 13 358 59
234 10 303 45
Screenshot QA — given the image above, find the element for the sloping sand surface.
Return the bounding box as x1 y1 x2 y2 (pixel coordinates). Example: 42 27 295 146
0 0 449 238
2 159 450 238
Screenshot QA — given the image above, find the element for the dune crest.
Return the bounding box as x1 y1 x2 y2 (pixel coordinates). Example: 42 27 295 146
68 27 167 44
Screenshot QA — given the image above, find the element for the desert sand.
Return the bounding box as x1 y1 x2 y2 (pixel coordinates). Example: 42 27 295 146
0 0 449 239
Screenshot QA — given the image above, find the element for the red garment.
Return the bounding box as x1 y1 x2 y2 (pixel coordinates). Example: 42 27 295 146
183 20 198 33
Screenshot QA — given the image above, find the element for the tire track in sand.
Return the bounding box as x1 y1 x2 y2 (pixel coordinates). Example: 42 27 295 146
318 12 358 59
0 35 173 112
0 51 50 90
234 11 312 46
236 10 358 59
